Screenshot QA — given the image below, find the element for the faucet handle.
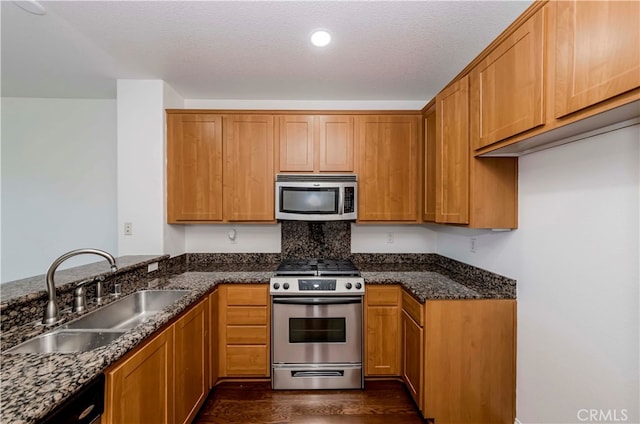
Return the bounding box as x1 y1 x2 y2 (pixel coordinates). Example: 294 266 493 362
73 285 88 313
113 282 122 298
95 276 105 304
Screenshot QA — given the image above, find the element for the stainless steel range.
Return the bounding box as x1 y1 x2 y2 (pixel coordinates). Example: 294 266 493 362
270 259 364 390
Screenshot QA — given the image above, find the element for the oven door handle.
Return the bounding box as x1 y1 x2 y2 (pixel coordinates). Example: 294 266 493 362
292 370 345 378
272 297 362 305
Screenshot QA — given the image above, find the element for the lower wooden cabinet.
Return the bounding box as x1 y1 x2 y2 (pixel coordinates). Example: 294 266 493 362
103 297 209 424
402 309 423 409
209 290 219 388
423 299 516 424
365 285 401 376
218 284 270 377
174 298 209 424
398 290 516 424
401 291 424 410
103 326 175 424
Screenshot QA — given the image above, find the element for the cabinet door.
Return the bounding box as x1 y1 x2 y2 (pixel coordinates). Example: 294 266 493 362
423 107 436 222
167 114 223 222
209 290 219 389
223 115 275 221
218 285 270 377
175 298 208 424
424 300 516 424
402 310 423 411
104 326 174 424
278 115 314 172
555 1 640 117
436 76 470 224
366 306 400 376
355 115 419 221
470 8 545 149
317 115 354 172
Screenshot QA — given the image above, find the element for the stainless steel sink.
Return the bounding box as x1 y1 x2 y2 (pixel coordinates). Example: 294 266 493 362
5 290 191 354
63 290 191 330
6 330 126 354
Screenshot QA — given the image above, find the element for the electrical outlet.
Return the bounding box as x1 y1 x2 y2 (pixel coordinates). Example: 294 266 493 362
147 262 159 273
470 237 477 253
386 232 394 243
228 229 237 244
124 222 133 235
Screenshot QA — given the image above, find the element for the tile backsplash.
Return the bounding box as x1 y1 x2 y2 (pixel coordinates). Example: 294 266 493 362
281 221 351 259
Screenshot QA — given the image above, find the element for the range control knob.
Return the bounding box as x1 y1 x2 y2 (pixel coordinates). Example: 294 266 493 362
273 283 280 290
355 282 362 290
345 282 353 290
283 283 290 290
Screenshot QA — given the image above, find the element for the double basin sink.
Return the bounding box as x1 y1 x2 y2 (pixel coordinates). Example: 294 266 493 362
7 290 190 354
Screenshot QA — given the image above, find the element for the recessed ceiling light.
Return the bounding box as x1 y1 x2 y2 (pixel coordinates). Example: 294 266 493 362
310 30 331 47
13 0 46 15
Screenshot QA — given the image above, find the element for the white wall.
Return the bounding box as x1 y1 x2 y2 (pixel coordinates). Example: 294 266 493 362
1 97 117 282
184 224 281 253
184 99 426 110
434 125 640 423
162 83 186 257
351 224 436 253
116 80 166 256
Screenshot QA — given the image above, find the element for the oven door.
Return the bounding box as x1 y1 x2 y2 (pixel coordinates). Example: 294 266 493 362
272 296 362 364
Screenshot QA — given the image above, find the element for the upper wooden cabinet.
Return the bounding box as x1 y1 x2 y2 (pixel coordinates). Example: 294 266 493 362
436 76 470 225
461 1 639 156
470 7 546 150
167 114 223 222
166 112 275 223
278 115 314 171
423 106 436 222
277 115 354 173
355 115 420 222
435 76 518 229
554 0 640 118
222 115 275 221
317 115 355 172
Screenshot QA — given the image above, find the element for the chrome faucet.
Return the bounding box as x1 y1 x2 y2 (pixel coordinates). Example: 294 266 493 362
43 248 118 325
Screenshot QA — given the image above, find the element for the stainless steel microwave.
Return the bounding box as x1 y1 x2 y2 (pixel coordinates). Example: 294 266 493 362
275 174 357 221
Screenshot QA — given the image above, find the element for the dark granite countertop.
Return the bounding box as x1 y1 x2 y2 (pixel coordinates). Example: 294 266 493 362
0 255 169 303
358 263 515 301
0 270 273 424
0 256 515 424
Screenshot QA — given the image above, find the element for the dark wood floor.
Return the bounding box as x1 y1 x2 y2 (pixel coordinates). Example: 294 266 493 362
193 380 426 424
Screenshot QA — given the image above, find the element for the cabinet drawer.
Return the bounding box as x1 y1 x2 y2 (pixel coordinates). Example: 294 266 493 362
226 325 267 345
226 285 268 306
225 345 269 375
402 291 424 326
226 306 267 325
366 285 401 306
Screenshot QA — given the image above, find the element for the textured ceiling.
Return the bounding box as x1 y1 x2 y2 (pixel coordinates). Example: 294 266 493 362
1 1 533 101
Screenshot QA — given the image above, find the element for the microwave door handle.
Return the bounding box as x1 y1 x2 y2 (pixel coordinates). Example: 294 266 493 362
338 188 344 215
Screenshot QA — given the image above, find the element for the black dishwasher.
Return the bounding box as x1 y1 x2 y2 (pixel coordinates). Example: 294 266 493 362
36 373 105 424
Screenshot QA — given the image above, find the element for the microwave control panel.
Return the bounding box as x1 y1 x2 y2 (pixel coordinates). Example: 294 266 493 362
344 187 355 213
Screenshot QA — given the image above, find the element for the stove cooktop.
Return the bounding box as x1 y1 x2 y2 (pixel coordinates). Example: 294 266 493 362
274 259 361 277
